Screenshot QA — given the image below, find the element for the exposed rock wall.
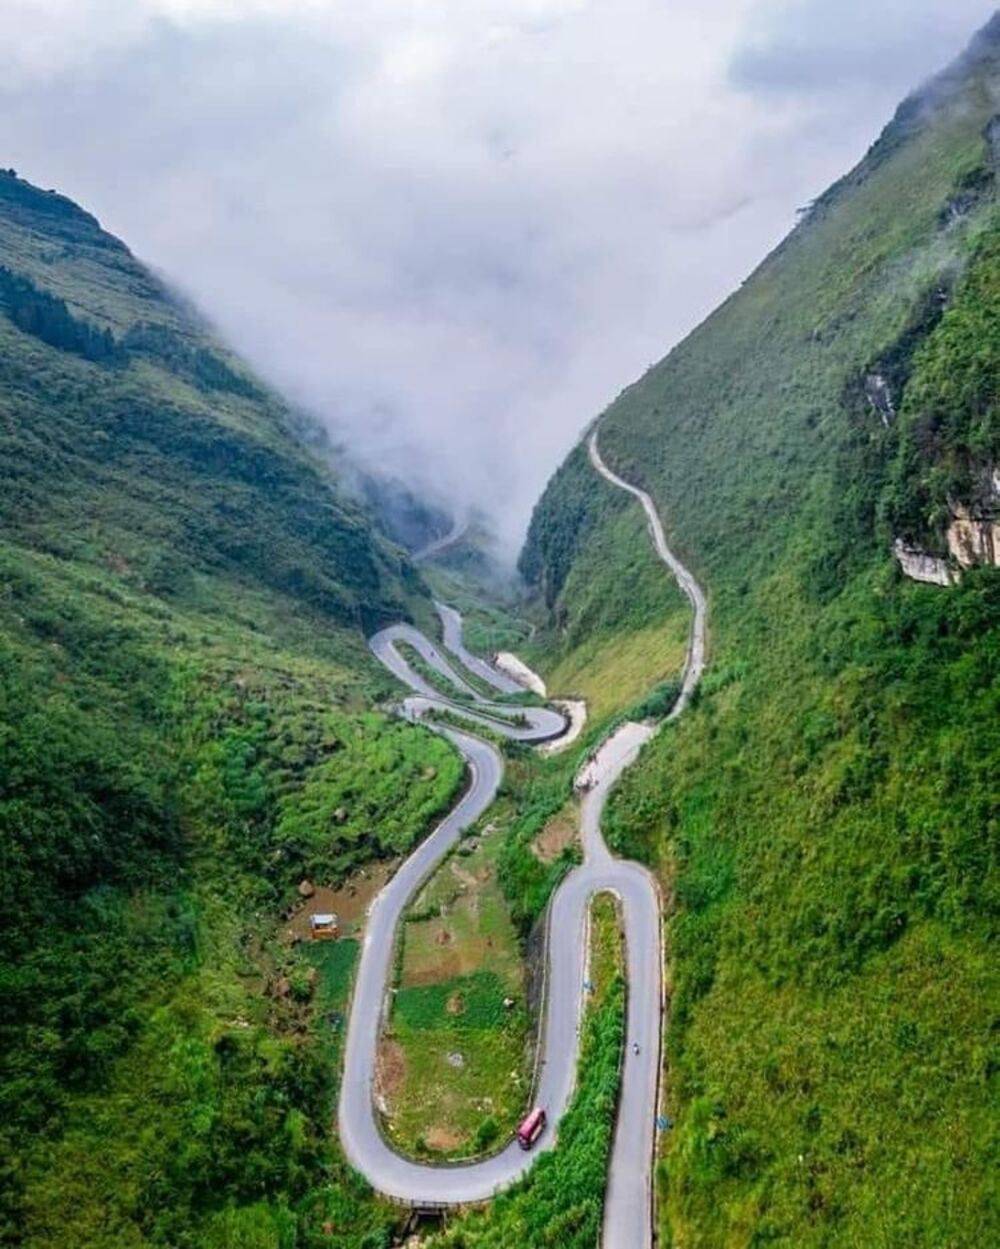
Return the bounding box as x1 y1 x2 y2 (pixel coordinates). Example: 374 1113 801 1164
893 538 957 586
864 373 895 427
986 113 1000 166
945 464 1000 569
947 506 1000 568
896 464 1000 585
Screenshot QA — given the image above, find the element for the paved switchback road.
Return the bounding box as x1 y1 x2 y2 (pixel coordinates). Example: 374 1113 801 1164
338 432 707 1246
435 601 525 696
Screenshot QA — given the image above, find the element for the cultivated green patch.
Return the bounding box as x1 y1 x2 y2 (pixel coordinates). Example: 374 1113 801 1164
382 969 530 1158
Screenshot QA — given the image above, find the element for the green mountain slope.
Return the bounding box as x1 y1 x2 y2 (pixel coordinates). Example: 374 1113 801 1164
0 172 458 1247
522 18 1000 1248
0 168 422 630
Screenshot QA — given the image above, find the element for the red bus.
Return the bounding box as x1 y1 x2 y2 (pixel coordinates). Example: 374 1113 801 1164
517 1107 546 1150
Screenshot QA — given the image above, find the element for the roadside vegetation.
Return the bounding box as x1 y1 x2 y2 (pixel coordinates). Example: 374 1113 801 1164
395 638 477 703
521 481 691 721
396 631 542 718
424 564 534 655
376 553 683 1164
374 715 586 1159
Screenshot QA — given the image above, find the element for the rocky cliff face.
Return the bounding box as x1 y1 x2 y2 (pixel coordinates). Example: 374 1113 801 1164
865 372 896 427
947 470 1000 568
893 538 956 586
895 465 1000 585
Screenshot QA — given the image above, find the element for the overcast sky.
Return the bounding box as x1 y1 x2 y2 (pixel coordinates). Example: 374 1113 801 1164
1 0 996 548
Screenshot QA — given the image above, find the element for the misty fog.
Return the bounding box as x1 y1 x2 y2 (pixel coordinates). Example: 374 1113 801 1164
2 0 995 551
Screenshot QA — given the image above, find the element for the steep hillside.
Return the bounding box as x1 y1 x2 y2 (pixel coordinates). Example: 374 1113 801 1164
0 172 457 1248
0 168 422 630
522 17 1000 1249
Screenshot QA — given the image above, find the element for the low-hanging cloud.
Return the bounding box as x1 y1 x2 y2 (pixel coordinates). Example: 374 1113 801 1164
1 0 996 550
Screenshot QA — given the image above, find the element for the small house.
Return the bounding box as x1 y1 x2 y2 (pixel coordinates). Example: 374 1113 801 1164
310 913 339 940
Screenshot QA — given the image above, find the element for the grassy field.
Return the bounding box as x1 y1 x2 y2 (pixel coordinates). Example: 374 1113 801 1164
539 619 689 722
427 541 690 730
380 824 531 1157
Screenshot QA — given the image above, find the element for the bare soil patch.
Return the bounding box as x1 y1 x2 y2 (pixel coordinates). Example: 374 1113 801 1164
534 807 579 862
377 1038 407 1101
425 1126 468 1151
286 860 395 943
404 941 485 985
539 698 587 756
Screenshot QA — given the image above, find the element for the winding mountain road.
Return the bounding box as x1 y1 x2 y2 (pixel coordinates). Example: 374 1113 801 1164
587 429 707 715
338 428 707 1247
411 516 469 563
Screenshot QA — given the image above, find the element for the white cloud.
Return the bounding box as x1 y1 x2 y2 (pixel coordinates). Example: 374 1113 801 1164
0 0 996 548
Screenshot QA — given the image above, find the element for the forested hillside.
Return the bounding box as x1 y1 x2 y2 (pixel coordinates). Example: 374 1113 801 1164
0 170 458 1247
522 17 1000 1248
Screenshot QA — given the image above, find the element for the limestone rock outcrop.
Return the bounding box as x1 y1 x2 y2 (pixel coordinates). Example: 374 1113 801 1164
893 539 957 586
895 464 1000 585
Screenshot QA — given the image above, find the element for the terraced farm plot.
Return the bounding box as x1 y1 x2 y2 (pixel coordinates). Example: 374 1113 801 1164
379 828 530 1157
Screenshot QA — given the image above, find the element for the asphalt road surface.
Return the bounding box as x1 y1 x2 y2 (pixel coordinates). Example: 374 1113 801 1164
435 600 525 696
338 436 706 1246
